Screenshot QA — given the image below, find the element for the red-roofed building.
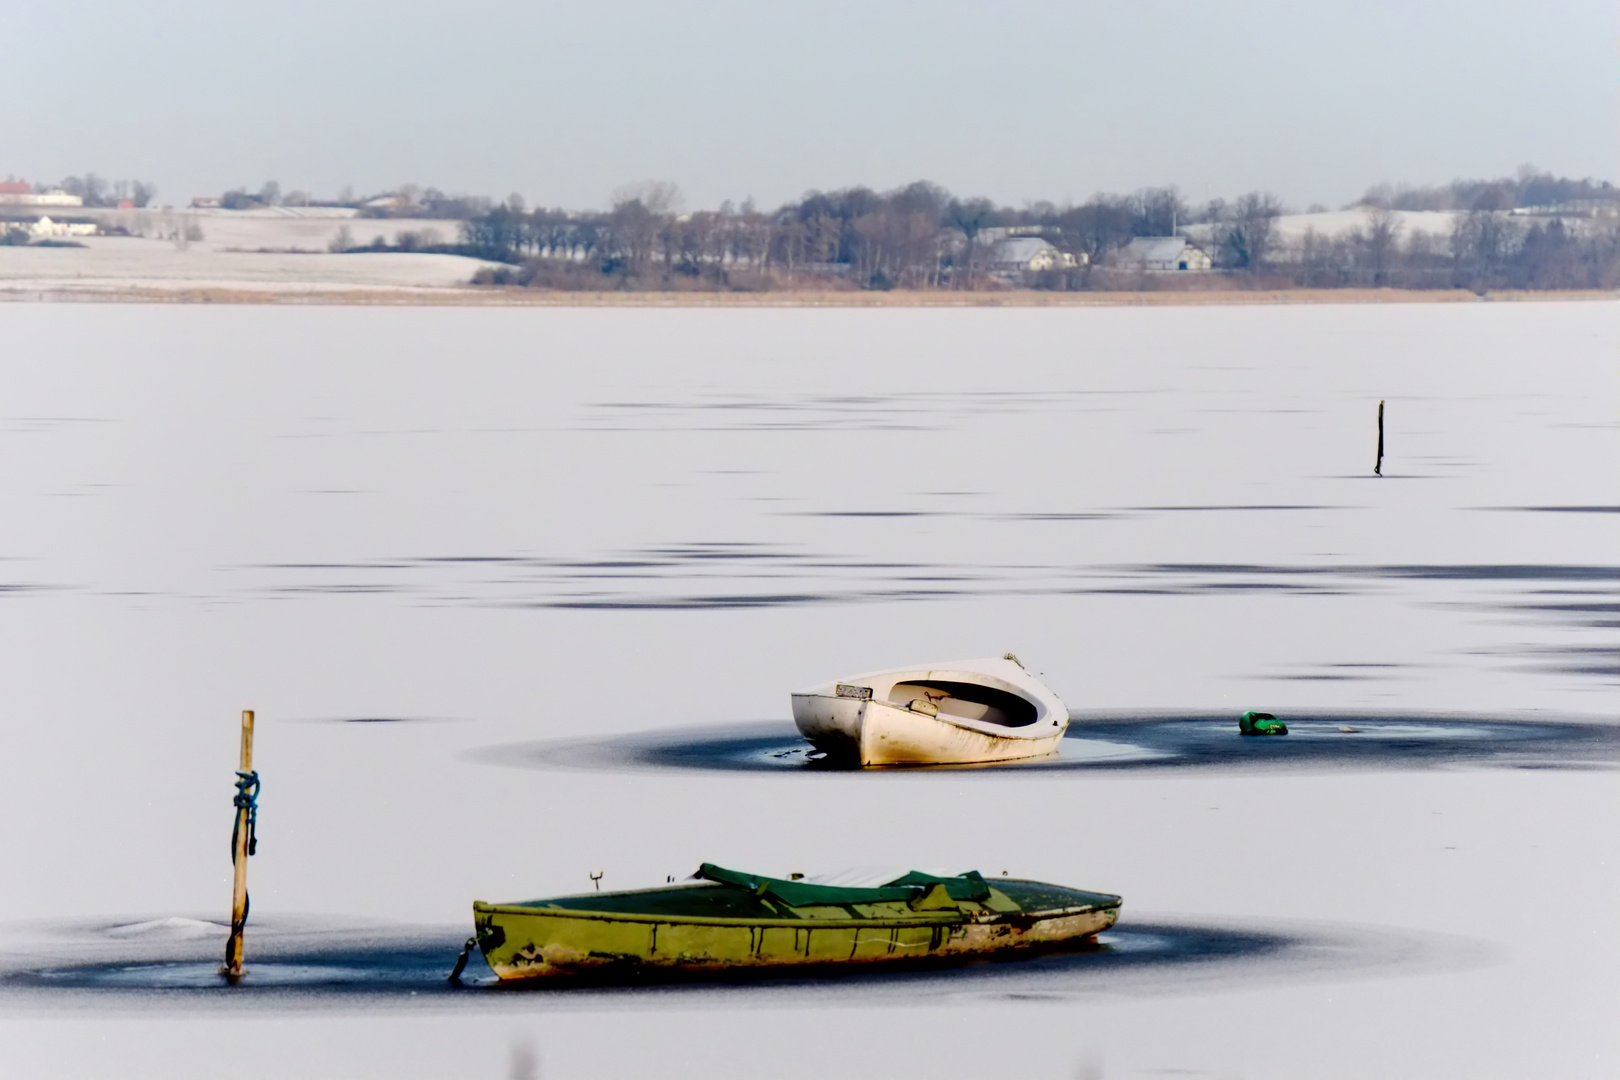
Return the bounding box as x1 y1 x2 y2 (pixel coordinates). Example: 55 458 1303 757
0 182 82 207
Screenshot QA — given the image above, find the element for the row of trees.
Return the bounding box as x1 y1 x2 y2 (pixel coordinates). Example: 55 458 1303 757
27 174 158 207
444 176 1615 291
216 180 495 217
1358 167 1616 213
1286 208 1618 290
453 181 1304 288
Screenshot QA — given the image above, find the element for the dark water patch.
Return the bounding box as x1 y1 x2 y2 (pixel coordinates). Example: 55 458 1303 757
300 716 463 725
471 713 1618 778
0 916 1474 1009
1475 506 1620 514
1378 566 1617 583
993 512 1126 522
1513 600 1618 617
1180 581 1328 592
0 417 116 434
258 562 417 570
641 544 793 561
545 593 843 611
420 555 526 564
268 584 410 595
234 552 1615 620
792 511 947 518
582 390 1144 434
1462 599 1620 631
1474 644 1620 680
1526 662 1619 678
539 587 971 611
1127 563 1619 583
1127 505 1344 513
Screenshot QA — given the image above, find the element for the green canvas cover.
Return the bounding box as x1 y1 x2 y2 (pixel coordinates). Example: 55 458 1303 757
694 863 993 908
1239 710 1289 736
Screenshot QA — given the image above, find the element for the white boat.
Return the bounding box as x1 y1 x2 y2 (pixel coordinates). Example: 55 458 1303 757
790 655 1069 766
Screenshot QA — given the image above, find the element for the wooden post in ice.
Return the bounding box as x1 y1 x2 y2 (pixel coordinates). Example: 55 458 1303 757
1374 400 1385 477
222 709 255 981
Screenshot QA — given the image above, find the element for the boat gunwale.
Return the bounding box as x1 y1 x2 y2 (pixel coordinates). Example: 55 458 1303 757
795 692 1067 743
793 660 1066 717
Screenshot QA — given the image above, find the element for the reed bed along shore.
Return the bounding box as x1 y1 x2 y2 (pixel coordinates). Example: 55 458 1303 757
0 284 1611 307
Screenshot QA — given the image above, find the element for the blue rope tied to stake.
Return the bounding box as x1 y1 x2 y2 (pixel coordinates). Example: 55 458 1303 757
229 770 260 933
231 770 260 861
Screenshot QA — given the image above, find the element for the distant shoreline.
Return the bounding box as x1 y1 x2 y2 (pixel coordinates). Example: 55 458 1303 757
0 285 1612 307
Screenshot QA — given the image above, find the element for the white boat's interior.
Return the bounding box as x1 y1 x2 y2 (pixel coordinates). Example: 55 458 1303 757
886 679 1039 727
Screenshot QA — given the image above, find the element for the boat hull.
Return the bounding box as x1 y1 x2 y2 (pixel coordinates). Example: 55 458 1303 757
474 896 1118 981
792 694 1065 766
790 656 1070 766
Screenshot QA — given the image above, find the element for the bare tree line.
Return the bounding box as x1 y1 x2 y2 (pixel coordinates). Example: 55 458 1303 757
439 174 1617 292
1358 167 1615 213
12 163 1611 290
1282 206 1618 290
451 181 1319 289
37 174 159 207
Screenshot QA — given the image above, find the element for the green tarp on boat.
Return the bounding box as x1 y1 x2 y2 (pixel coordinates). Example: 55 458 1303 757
693 863 994 907
1239 710 1289 736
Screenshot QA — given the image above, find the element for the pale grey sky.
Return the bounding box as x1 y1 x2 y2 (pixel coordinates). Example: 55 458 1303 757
3 0 1613 210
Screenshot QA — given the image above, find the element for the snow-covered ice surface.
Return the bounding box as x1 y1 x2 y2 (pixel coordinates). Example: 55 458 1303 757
0 301 1613 1078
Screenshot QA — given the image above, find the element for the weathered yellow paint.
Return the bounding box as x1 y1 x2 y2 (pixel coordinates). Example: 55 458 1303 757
473 881 1120 981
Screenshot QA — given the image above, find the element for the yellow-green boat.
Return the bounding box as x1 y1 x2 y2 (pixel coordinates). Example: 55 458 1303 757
468 863 1121 982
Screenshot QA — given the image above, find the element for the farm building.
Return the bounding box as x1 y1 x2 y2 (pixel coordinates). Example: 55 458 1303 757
989 237 1081 273
1116 236 1211 271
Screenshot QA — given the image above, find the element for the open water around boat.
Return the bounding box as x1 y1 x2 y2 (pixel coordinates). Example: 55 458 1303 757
0 302 1612 1079
485 712 1618 773
0 913 1482 1005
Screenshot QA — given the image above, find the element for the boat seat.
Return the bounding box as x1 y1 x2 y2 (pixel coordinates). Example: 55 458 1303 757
888 680 1038 727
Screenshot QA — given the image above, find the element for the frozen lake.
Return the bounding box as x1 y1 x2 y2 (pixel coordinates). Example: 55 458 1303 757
0 301 1613 1078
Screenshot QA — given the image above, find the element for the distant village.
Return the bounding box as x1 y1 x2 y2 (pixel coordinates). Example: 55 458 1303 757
2 170 1615 292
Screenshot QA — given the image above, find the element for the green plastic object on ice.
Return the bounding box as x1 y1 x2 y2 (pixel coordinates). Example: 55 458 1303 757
1239 711 1289 736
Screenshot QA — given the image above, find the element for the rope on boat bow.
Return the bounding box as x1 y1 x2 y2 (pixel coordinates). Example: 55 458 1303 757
447 937 480 985
448 919 503 984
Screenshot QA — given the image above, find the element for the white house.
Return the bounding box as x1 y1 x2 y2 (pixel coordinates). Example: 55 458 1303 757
989 236 1081 273
976 225 1048 246
1116 236 1211 271
0 187 84 208
13 217 99 238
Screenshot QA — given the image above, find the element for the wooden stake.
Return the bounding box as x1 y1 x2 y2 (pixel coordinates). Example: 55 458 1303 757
222 709 255 981
1374 400 1385 476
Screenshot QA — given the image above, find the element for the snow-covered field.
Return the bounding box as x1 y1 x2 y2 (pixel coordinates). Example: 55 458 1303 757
1176 208 1460 253
95 207 464 254
1269 208 1457 242
0 212 491 296
0 302 1612 1078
